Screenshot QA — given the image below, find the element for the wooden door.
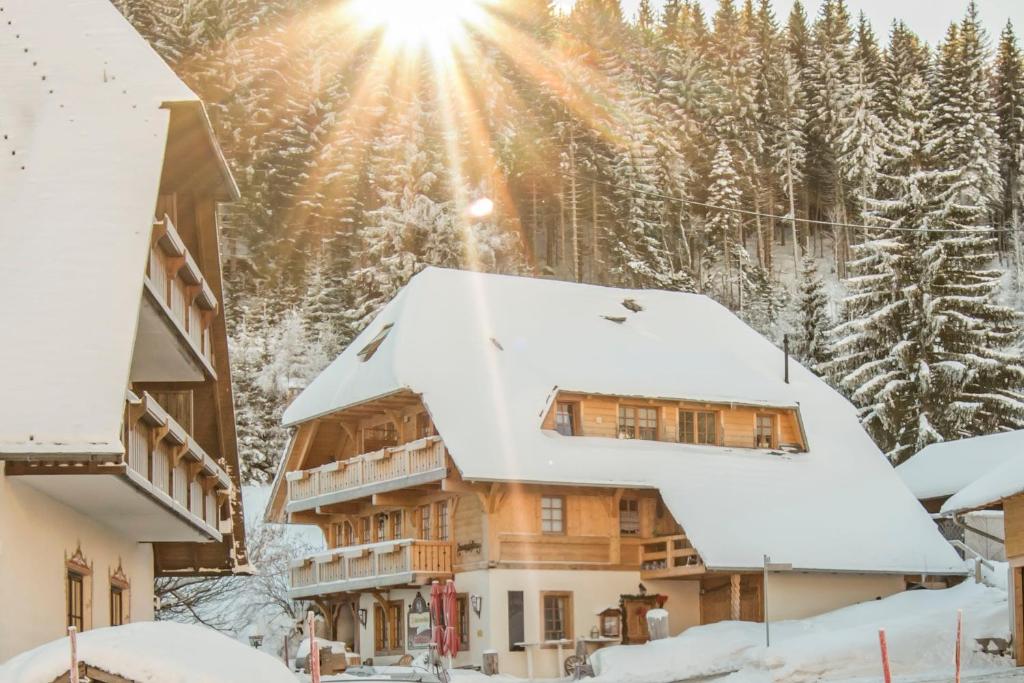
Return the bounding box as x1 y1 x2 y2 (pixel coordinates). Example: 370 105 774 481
700 576 762 625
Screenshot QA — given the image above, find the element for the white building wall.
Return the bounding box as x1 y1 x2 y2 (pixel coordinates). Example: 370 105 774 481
964 511 1005 562
766 572 905 622
0 469 155 662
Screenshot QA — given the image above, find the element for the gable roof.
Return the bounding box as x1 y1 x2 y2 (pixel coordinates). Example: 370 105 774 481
934 431 1024 514
0 0 233 455
896 430 1024 502
282 268 964 575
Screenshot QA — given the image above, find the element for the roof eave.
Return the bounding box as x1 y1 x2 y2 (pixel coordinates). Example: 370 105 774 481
160 100 240 201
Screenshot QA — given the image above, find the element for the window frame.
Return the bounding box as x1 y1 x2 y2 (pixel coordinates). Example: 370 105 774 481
67 570 85 632
109 585 124 627
373 600 405 656
540 495 565 535
679 409 719 445
755 414 777 449
540 591 574 645
419 504 432 541
436 500 450 541
618 405 658 441
554 402 578 436
618 497 640 536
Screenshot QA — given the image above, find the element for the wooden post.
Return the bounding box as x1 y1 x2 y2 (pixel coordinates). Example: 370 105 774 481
68 626 78 683
482 649 499 676
955 609 963 683
878 628 892 683
730 574 741 621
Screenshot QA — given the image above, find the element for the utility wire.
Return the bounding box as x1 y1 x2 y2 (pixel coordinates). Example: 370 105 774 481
558 170 1022 235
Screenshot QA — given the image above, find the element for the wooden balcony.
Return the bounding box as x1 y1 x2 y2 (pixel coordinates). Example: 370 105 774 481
639 534 706 579
5 391 231 542
288 539 454 598
143 215 218 376
285 436 447 513
122 390 231 539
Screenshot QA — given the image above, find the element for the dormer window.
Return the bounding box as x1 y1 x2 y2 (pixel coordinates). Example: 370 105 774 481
619 406 657 441
357 323 393 362
680 410 718 445
555 402 577 436
755 414 776 449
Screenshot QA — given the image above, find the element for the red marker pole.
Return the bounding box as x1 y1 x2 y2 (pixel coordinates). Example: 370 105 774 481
878 628 892 683
955 609 963 683
308 611 321 683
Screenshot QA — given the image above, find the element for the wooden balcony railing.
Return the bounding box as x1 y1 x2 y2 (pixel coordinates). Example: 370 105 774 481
145 215 218 371
286 436 447 510
288 539 453 597
639 534 705 579
124 391 231 538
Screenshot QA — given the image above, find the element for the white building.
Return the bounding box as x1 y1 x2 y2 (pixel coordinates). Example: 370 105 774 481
0 0 247 661
266 267 964 677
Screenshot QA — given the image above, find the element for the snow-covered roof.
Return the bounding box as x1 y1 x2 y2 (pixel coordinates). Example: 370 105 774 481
283 268 963 575
0 0 232 455
942 440 1024 514
896 431 1024 501
0 622 295 683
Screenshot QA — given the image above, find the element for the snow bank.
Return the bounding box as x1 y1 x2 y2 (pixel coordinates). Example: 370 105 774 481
591 583 1010 683
0 621 296 683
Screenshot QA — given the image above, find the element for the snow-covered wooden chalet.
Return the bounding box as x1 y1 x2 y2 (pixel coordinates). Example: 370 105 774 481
266 267 963 677
0 0 247 660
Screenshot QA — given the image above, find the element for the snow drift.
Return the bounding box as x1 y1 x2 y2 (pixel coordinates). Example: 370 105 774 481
591 582 1010 683
0 621 296 683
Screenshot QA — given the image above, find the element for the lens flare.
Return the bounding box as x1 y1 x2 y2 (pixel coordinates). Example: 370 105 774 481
345 0 486 53
467 197 495 218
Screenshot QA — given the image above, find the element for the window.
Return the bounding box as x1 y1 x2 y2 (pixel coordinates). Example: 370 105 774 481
756 415 776 449
619 498 640 536
541 495 564 534
457 595 470 650
555 403 577 436
680 410 718 445
374 600 403 655
389 511 403 539
508 591 525 651
618 406 658 440
363 422 398 452
437 501 449 541
376 513 388 542
420 505 432 540
67 571 84 631
343 521 355 546
362 517 371 544
542 592 573 642
416 412 435 439
110 586 124 626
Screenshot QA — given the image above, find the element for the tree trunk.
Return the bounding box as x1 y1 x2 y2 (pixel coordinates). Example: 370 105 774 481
787 152 800 269
569 129 581 283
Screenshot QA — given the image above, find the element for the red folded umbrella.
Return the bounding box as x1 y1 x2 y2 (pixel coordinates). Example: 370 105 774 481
442 579 459 659
430 580 446 656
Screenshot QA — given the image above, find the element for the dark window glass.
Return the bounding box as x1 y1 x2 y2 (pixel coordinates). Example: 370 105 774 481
619 498 640 536
110 586 124 626
680 411 718 445
619 406 658 440
543 594 571 641
67 571 84 631
756 415 775 448
508 591 525 651
555 403 576 436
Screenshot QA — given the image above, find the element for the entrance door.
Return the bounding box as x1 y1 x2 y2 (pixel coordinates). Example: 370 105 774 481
621 596 660 644
699 576 762 625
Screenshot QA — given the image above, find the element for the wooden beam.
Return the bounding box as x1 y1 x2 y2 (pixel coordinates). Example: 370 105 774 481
294 421 320 472
372 492 422 508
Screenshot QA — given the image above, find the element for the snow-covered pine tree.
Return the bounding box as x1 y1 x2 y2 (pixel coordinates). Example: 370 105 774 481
993 21 1024 282
772 53 808 266
705 141 744 307
791 257 832 366
836 64 884 226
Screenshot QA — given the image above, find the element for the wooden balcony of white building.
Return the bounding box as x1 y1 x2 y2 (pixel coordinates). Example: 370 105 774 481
639 533 706 580
288 538 454 599
4 391 232 543
285 436 448 515
138 213 218 379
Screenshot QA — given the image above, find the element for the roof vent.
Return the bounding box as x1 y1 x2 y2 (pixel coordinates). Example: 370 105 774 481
602 315 627 324
622 298 643 313
357 323 393 362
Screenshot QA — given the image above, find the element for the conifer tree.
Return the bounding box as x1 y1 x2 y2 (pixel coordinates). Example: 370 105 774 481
792 258 832 366
705 142 744 306
993 21 1024 280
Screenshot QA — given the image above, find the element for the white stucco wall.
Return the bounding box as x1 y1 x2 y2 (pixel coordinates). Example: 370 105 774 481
765 572 906 622
0 469 155 662
964 511 1005 562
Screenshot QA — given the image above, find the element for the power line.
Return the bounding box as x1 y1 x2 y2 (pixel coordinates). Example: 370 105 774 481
558 170 1022 235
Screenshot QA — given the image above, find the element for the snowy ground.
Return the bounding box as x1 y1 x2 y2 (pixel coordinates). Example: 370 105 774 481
436 579 1013 683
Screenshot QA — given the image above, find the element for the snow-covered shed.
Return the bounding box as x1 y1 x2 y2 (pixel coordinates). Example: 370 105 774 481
279 267 962 576
897 431 1024 511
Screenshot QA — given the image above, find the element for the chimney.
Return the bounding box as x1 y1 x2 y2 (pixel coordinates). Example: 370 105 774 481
783 334 790 384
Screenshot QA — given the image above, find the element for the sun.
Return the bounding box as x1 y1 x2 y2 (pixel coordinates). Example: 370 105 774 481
346 0 487 54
